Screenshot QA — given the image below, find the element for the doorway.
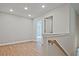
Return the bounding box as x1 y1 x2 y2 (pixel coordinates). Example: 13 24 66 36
36 20 43 43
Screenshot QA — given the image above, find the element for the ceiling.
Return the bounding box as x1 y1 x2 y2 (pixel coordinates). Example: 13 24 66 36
0 3 64 19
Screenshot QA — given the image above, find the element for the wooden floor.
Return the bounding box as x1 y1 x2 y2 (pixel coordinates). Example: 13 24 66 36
0 41 44 56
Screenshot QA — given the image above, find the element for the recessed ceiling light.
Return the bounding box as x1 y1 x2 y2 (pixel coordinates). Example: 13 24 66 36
9 9 13 12
42 5 45 8
24 7 28 10
28 14 31 17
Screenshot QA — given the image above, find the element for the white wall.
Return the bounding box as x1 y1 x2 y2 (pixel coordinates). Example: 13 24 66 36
34 4 70 34
44 4 77 55
76 16 79 48
33 4 77 56
33 4 70 38
0 12 33 44
69 5 77 55
43 4 70 34
69 5 77 34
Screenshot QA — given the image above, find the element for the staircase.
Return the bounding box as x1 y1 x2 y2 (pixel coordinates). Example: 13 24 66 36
43 33 74 56
48 40 68 56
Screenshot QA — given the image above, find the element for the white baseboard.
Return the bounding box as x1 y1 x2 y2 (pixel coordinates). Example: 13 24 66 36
0 39 36 46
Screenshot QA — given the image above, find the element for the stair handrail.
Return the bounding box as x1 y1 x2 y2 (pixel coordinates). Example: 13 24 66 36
48 40 68 56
